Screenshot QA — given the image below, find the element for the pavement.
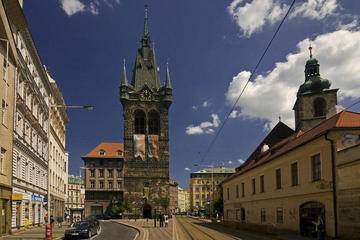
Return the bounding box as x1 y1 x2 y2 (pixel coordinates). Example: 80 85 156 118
0 223 71 240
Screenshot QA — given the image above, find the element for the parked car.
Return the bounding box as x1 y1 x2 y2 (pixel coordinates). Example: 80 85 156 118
64 220 100 239
95 214 111 220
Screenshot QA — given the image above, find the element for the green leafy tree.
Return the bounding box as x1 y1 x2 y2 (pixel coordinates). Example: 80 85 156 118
121 199 133 213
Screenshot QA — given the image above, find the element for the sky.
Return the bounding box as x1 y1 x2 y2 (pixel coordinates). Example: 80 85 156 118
23 0 360 189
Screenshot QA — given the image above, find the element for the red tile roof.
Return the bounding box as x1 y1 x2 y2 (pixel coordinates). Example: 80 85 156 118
223 110 360 184
82 142 124 159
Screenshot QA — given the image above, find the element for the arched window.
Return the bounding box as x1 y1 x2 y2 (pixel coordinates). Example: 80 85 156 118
148 110 160 135
314 98 326 117
134 110 146 134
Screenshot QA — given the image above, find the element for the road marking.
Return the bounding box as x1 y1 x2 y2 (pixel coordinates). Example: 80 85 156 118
90 225 102 240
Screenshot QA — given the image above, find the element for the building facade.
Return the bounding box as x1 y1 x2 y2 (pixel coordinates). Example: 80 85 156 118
65 175 84 221
190 167 234 210
184 190 190 212
5 0 51 230
48 72 69 220
169 178 178 213
177 187 186 213
0 0 17 235
221 52 360 239
82 143 124 217
119 9 172 218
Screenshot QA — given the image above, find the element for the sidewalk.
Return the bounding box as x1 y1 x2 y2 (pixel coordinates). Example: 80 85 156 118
0 224 70 240
114 218 173 240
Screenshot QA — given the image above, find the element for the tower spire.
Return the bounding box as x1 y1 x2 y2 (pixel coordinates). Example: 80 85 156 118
165 60 171 88
122 58 128 86
141 5 151 48
308 38 313 58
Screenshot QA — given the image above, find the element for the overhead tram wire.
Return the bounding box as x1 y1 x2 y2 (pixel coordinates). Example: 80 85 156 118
345 98 360 111
198 0 297 167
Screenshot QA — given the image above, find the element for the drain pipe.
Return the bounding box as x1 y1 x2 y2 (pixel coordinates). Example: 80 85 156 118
325 131 338 239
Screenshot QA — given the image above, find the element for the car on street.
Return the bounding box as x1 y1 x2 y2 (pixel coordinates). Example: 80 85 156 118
64 220 100 239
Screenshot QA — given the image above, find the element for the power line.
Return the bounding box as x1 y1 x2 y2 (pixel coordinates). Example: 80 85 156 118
345 98 360 110
198 0 297 166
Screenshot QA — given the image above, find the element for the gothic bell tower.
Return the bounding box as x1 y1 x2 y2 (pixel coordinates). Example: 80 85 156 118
293 42 338 132
120 8 172 217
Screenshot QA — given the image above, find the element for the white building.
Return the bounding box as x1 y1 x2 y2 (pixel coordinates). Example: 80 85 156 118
8 1 51 230
178 187 186 213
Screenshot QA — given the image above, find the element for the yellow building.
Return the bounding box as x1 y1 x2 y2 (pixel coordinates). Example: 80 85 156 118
190 167 234 211
0 0 17 236
222 52 360 239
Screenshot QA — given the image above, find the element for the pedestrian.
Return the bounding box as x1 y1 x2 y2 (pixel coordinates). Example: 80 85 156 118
164 215 169 227
57 216 63 228
159 213 163 227
50 215 54 226
312 216 325 240
66 214 70 223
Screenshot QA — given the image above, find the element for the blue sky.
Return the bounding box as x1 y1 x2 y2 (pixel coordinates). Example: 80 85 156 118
23 0 360 189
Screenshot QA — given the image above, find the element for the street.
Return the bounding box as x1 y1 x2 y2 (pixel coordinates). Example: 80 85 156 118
92 221 138 240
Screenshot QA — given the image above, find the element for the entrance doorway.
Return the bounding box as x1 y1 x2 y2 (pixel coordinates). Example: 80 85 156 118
143 204 152 218
90 206 103 216
32 204 35 225
15 202 21 229
299 201 325 238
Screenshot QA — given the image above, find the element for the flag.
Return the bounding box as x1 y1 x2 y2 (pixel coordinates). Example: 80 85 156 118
148 135 159 160
134 134 145 160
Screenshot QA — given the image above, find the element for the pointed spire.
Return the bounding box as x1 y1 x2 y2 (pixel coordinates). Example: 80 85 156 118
122 59 128 86
165 61 171 88
143 5 149 37
308 38 313 58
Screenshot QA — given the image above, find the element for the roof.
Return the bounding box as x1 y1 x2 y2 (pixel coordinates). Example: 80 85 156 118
222 110 360 184
192 167 235 174
82 142 124 159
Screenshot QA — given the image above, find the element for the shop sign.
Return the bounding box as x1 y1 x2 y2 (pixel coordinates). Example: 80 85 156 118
32 195 43 202
12 193 23 200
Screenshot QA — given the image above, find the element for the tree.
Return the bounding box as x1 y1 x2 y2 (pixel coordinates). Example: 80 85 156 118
161 198 169 212
121 199 133 213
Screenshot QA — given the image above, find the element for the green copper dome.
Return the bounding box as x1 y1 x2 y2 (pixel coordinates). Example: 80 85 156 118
306 57 318 66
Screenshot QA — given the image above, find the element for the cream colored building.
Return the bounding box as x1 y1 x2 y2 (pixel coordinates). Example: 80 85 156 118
222 53 360 239
184 190 190 212
0 1 17 235
177 187 186 213
5 0 51 230
65 175 84 221
47 72 69 220
190 167 234 210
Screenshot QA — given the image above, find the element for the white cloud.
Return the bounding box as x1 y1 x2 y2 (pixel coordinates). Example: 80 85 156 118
184 167 191 171
225 30 360 130
186 114 220 135
237 159 245 165
202 101 209 108
228 160 233 164
228 0 341 37
61 0 85 16
229 110 238 118
60 0 120 16
192 106 199 111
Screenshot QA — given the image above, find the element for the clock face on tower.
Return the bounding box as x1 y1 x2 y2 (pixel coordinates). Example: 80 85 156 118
140 89 152 101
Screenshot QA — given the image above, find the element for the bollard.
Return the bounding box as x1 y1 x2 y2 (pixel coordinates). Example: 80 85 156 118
45 223 52 240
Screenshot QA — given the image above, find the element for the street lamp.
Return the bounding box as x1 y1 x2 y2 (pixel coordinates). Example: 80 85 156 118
193 163 217 219
47 104 93 224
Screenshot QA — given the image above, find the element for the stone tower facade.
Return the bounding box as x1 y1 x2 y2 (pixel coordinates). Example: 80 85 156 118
119 9 172 217
293 47 338 132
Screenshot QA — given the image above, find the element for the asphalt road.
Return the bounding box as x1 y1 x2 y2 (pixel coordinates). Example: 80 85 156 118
92 221 138 240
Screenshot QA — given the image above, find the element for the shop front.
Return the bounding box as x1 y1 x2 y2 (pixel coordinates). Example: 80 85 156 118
0 187 11 236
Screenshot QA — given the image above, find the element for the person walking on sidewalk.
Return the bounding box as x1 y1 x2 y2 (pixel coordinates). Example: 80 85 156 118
312 216 325 240
57 216 63 228
164 215 168 227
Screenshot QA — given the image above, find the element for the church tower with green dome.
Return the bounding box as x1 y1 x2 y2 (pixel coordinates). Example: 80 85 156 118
293 42 338 131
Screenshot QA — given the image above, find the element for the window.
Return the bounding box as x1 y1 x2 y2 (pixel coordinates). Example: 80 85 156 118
195 187 199 192
261 208 266 223
227 188 230 200
314 98 326 117
148 110 160 134
291 162 298 186
117 150 122 156
236 184 239 198
241 182 245 197
312 154 321 181
0 148 5 173
241 208 246 221
90 181 95 188
276 208 283 224
260 175 264 193
195 194 199 199
108 169 113 178
90 169 95 177
1 99 6 124
117 181 122 189
99 181 104 188
99 169 104 178
108 181 113 189
134 110 145 134
202 194 205 199
276 169 281 189
117 169 122 178
252 179 256 194
99 149 105 156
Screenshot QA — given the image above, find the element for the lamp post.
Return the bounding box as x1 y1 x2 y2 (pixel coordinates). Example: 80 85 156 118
193 164 217 219
47 104 93 225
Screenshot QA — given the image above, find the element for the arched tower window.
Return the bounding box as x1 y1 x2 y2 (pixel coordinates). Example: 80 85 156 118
134 110 146 134
148 110 160 135
314 98 326 117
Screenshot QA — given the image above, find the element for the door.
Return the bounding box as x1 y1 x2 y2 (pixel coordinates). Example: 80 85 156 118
1 200 6 234
32 204 35 225
91 206 103 216
16 202 21 228
24 203 29 227
299 202 325 238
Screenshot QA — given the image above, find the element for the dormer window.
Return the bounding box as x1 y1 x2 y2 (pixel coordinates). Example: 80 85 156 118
99 149 105 156
117 150 122 156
